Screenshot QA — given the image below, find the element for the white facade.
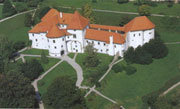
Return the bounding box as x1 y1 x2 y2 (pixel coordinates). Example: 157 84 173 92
28 11 155 57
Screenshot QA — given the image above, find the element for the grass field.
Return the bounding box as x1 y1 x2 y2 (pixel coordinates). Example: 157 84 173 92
22 48 49 56
87 44 180 109
42 0 180 16
0 13 31 42
38 61 77 95
76 53 113 86
165 85 180 98
0 5 2 19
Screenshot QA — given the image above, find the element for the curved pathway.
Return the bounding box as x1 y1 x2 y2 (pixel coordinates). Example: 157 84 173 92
32 60 63 109
0 9 36 23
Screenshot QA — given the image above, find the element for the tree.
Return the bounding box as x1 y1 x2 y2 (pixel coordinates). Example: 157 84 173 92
41 50 49 64
2 0 17 17
124 47 135 64
112 64 124 73
81 4 96 23
83 44 99 67
119 15 132 26
13 41 26 51
20 59 44 81
117 0 128 4
0 73 38 108
24 13 33 27
0 36 14 73
15 2 28 12
143 38 168 59
138 5 151 16
43 76 87 109
125 65 137 75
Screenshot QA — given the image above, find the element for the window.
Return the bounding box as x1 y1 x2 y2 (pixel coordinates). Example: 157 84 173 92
48 39 49 42
86 40 88 43
75 41 77 44
92 41 94 44
134 34 135 37
139 33 141 36
76 50 78 52
114 45 116 48
73 34 76 38
74 29 76 31
101 50 103 52
149 32 152 34
48 45 50 48
75 45 77 47
53 40 55 43
104 43 106 46
36 39 37 42
132 40 134 41
73 48 75 50
54 46 57 49
62 38 64 41
68 36 69 38
98 42 100 45
61 45 63 48
106 49 109 51
32 34 34 36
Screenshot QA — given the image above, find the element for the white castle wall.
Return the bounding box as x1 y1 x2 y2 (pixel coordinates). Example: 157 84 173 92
29 33 48 50
143 29 155 44
48 36 67 57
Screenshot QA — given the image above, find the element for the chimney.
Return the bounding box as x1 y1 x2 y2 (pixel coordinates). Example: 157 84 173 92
109 36 113 44
60 12 63 18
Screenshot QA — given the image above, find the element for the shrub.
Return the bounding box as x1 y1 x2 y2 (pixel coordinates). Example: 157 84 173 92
112 64 124 73
92 0 97 3
13 41 26 51
2 0 17 17
167 2 173 7
138 5 151 16
119 15 132 26
117 0 128 4
24 13 33 27
27 0 39 7
125 65 137 75
15 2 28 12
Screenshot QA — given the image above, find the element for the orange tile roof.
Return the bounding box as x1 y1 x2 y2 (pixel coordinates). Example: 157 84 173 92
124 16 155 32
59 13 74 25
67 11 89 30
90 24 124 31
85 29 125 44
41 8 60 22
46 25 70 38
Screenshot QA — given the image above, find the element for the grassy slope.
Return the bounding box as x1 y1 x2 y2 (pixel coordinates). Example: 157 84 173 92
0 13 31 42
42 0 180 16
22 48 49 55
38 61 77 95
90 44 180 109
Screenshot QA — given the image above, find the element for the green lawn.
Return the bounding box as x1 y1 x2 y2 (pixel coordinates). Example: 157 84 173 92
68 53 75 59
42 0 180 16
0 5 2 19
22 48 49 56
24 56 59 71
87 44 180 109
76 53 113 86
165 85 180 99
0 13 32 42
38 61 77 95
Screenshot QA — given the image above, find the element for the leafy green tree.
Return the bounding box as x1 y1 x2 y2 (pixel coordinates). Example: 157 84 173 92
112 64 124 73
24 13 33 27
20 59 44 81
13 41 25 51
117 0 128 4
43 76 87 109
138 5 151 16
15 2 28 12
0 73 38 108
83 44 99 67
124 47 135 64
0 36 14 73
81 4 96 23
143 38 168 59
119 15 132 26
2 0 17 17
125 65 137 75
41 50 49 64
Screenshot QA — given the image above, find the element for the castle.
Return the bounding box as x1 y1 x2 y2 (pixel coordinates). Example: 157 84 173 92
28 9 155 57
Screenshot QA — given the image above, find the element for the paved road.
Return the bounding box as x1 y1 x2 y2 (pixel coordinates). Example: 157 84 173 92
0 9 36 23
32 60 63 109
59 6 180 18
